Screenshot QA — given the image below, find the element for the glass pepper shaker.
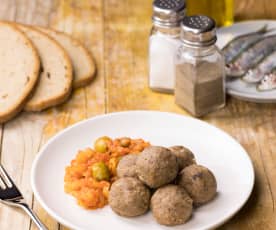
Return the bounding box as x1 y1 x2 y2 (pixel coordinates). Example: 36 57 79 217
149 0 186 93
175 15 225 117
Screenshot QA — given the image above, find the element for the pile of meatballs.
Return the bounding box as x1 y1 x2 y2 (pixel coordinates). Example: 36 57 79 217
108 146 217 226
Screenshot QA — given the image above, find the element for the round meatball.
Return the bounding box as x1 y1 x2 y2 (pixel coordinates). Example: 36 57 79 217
109 177 150 217
136 146 178 188
151 185 193 226
178 165 217 205
117 154 137 178
169 146 196 170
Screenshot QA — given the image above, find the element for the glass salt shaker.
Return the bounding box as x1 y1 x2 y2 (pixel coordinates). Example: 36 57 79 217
149 0 186 93
175 15 225 117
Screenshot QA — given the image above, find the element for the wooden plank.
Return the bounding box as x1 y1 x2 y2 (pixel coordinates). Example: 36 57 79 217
235 0 276 20
33 0 106 229
0 1 57 230
104 0 187 114
0 0 275 230
0 0 105 228
0 115 54 230
42 0 105 138
15 0 55 26
209 100 276 229
0 1 33 230
0 0 16 21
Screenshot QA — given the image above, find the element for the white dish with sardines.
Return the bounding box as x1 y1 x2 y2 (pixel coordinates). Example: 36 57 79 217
218 20 276 103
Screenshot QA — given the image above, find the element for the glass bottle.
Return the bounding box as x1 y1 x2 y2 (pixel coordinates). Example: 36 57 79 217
175 15 225 117
149 0 186 93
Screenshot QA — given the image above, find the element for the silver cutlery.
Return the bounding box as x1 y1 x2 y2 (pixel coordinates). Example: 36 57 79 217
0 165 48 230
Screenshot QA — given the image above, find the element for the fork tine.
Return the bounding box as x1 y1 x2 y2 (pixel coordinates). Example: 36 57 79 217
0 167 47 229
0 165 22 200
0 176 6 189
0 165 14 188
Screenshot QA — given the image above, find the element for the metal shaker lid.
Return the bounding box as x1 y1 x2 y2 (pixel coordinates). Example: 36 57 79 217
180 15 217 47
152 0 186 27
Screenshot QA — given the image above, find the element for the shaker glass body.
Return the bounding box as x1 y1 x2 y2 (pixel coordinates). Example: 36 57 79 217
175 44 226 117
149 26 181 93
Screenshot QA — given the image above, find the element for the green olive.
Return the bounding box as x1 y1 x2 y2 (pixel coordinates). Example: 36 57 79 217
94 136 111 153
120 137 131 147
92 162 110 181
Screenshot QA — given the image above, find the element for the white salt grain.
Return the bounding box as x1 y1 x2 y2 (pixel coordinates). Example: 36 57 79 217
149 34 181 93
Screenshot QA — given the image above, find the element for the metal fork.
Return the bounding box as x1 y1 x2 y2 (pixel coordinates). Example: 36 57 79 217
0 165 48 230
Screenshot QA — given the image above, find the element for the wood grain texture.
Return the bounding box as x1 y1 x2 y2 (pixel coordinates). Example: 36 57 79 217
44 2 106 229
0 0 105 229
0 115 50 230
0 0 16 21
235 0 276 20
104 0 186 114
0 1 60 229
0 0 276 229
210 100 276 229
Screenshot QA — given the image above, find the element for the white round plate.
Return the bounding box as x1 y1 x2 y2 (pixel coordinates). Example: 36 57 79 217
217 20 276 103
31 111 254 230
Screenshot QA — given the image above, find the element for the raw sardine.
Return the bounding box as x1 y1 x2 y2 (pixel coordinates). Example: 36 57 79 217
243 51 276 83
226 35 276 78
223 25 270 64
257 69 276 91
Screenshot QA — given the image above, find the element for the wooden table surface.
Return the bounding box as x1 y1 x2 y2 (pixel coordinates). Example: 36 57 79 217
0 0 276 229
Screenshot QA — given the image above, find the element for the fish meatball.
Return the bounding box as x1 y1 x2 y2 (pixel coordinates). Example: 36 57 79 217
169 146 196 170
136 146 178 188
109 177 150 217
151 185 193 226
117 154 137 178
178 165 217 205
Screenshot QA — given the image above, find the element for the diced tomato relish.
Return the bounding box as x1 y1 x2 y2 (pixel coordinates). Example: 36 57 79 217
64 137 150 209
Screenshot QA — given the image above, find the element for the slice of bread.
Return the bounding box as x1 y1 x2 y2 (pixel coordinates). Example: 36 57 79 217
16 24 73 112
0 22 40 123
37 27 96 88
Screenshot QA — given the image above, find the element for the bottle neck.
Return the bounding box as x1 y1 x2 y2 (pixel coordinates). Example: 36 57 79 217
151 24 181 38
180 43 218 57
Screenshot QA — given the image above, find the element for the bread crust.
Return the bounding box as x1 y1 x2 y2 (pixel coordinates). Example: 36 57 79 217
0 21 40 123
37 26 96 88
15 24 73 112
